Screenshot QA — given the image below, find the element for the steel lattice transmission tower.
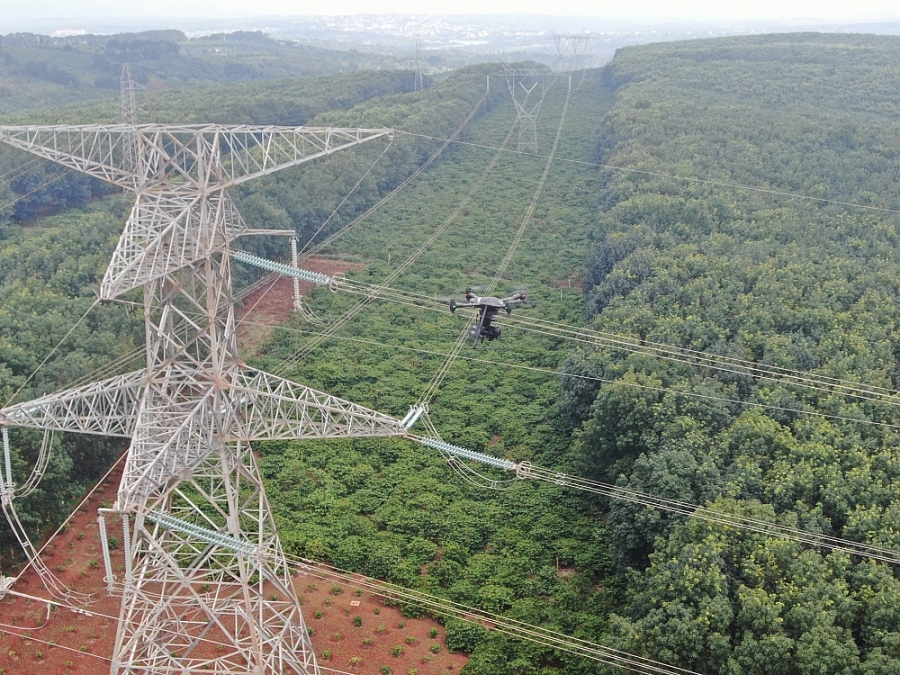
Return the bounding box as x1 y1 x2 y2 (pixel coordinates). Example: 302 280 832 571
118 64 142 183
414 37 425 92
551 32 592 72
503 66 552 154
0 123 406 674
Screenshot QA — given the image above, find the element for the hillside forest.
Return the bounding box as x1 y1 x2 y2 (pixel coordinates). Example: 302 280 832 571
1 30 900 675
0 29 410 113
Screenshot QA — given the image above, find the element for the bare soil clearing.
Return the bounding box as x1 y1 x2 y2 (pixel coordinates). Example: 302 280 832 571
237 256 365 357
0 467 466 675
0 462 126 674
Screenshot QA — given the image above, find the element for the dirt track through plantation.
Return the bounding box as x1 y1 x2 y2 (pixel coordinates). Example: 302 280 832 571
0 465 467 674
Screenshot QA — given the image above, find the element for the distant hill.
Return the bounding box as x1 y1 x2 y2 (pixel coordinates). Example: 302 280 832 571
0 29 402 113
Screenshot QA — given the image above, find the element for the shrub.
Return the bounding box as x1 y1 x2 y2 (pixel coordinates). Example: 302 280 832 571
445 619 486 653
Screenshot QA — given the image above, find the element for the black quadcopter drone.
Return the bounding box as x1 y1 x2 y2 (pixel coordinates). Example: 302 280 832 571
449 287 528 347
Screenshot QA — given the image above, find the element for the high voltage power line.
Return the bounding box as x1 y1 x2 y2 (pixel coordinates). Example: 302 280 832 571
238 318 900 432
392 130 900 217
266 270 900 421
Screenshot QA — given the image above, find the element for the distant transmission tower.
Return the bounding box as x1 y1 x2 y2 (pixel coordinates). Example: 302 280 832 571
414 36 425 92
118 64 141 185
119 64 138 126
0 123 404 674
503 66 552 154
551 32 592 72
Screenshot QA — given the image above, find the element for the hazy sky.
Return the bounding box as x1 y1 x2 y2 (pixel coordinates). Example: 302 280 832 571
3 0 900 32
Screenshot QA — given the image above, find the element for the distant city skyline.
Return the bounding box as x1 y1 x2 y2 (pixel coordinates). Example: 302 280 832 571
3 0 900 35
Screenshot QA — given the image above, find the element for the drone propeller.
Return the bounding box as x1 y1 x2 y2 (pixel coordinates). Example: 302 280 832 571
438 296 463 313
510 289 538 308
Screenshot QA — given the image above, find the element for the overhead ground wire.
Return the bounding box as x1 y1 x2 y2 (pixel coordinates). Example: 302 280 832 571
393 130 900 217
3 297 101 408
325 271 900 418
295 88 491 265
297 137 394 257
0 157 46 181
0 167 76 215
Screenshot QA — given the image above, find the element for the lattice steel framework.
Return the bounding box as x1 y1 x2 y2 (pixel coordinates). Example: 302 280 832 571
551 32 592 72
118 64 140 180
0 123 405 674
502 67 552 154
414 37 425 92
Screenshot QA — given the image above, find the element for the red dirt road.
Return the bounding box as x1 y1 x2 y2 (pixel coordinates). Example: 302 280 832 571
0 466 466 674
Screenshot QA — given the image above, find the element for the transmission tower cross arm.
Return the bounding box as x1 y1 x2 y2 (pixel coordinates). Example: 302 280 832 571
0 370 144 437
0 125 149 187
234 368 407 440
0 124 391 191
219 126 392 188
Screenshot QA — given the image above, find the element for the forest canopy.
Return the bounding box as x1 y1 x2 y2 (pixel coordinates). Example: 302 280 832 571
566 33 900 675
